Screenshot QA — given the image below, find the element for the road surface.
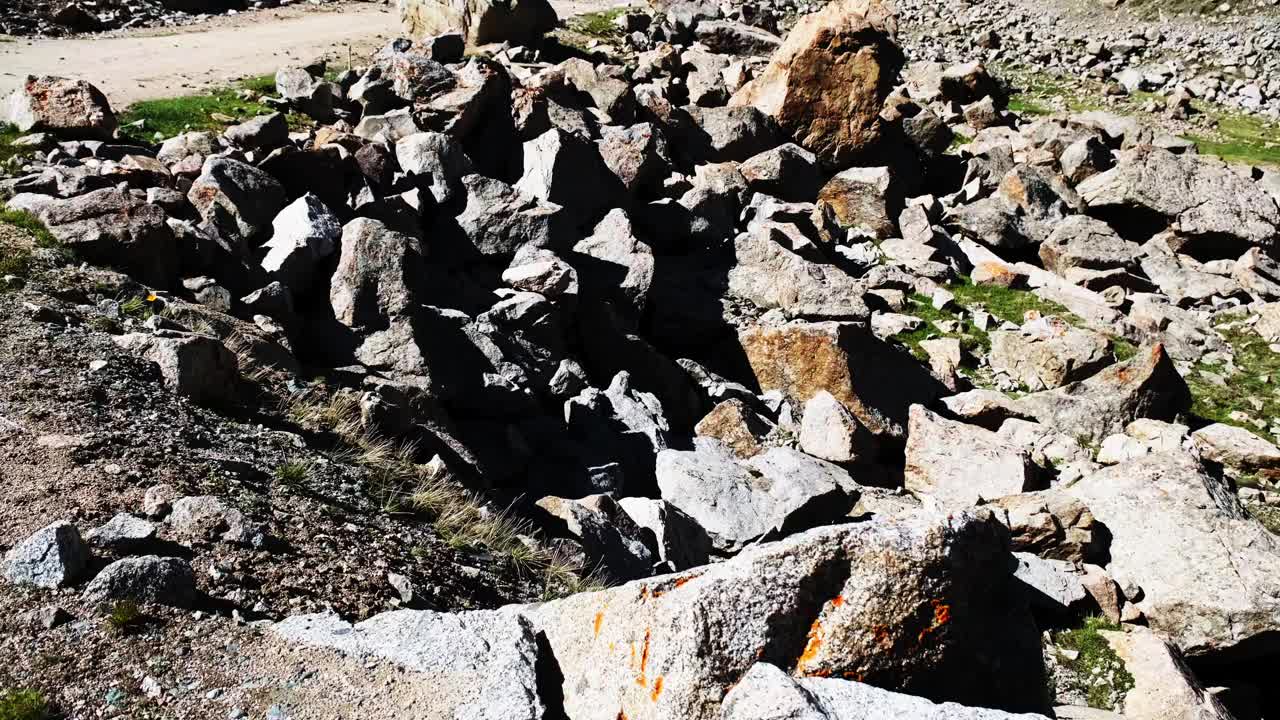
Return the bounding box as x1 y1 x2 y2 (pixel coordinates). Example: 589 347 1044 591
0 0 615 108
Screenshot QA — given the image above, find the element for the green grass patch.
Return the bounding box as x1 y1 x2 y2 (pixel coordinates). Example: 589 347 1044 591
1188 110 1280 169
568 7 627 38
1188 316 1280 443
0 123 26 166
896 292 990 362
273 459 311 486
1249 503 1280 535
1051 617 1135 711
0 208 66 279
951 279 1075 325
104 599 144 636
117 76 311 144
0 688 50 720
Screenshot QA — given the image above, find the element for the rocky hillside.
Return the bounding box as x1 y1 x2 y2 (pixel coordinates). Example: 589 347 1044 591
2 0 1280 718
0 0 347 37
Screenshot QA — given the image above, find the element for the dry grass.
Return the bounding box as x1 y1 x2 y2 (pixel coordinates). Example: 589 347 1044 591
284 387 602 599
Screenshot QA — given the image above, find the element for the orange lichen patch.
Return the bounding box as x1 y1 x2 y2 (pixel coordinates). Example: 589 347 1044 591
616 712 627 720
797 617 825 669
932 600 950 626
673 576 693 589
830 595 845 608
650 676 664 703
640 629 651 673
633 629 653 687
594 611 605 638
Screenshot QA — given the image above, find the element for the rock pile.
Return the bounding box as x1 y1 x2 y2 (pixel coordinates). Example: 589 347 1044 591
4 0 1280 716
0 0 343 36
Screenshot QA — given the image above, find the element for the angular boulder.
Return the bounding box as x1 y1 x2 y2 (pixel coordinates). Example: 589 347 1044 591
82 555 197 608
655 439 853 553
740 321 945 438
3 75 116 140
330 218 426 330
904 406 1041 509
1013 344 1191 446
729 0 904 168
728 229 870 319
1099 627 1235 720
261 193 341 295
520 511 1046 720
722 663 1049 720
989 320 1111 391
187 157 287 250
112 332 240 406
1068 452 1280 657
397 0 557 46
2 521 88 589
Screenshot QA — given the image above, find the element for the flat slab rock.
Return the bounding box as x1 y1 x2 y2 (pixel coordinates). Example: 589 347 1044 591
273 608 545 720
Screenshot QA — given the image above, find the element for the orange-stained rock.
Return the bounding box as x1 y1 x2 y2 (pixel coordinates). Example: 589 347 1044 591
694 398 772 458
729 0 904 168
739 321 944 438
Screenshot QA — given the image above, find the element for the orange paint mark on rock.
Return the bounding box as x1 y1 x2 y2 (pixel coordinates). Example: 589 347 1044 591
594 611 605 638
650 676 664 702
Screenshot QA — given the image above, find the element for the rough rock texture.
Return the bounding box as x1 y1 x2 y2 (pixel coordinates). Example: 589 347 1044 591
112 332 240 406
740 321 944 438
398 0 558 46
655 439 852 553
1069 452 1280 657
728 228 871 319
274 609 545 720
989 321 1111 391
904 406 1041 508
729 0 905 168
3 75 116 139
1013 344 1190 446
330 218 426 330
1190 423 1280 481
521 512 1046 720
81 555 198 608
721 663 1050 720
987 490 1101 564
2 521 88 589
1100 628 1235 720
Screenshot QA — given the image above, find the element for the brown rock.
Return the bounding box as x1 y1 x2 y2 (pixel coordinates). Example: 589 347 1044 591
694 399 772 458
729 0 904 168
740 321 944 438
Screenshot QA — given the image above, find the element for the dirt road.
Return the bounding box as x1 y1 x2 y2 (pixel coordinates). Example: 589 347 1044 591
0 0 617 108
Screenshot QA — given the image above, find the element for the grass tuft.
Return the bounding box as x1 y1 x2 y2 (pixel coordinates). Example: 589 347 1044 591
1051 616 1135 711
568 7 627 38
0 689 49 720
0 124 27 166
273 459 311 486
0 208 68 280
104 599 144 636
284 388 603 598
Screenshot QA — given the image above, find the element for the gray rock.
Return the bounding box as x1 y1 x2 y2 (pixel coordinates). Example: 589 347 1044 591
688 105 782 162
6 187 178 289
617 497 712 572
1232 247 1280 301
722 663 1049 720
739 143 823 202
515 128 622 219
223 113 288 151
1039 215 1141 275
330 218 426 330
3 75 116 140
261 193 341 294
799 390 877 464
187 157 287 251
398 0 557 46
353 108 421 143
1078 146 1280 253
85 513 157 553
394 131 474 205
904 405 1041 509
1013 344 1190 445
2 521 88 589
694 20 783 56
1012 552 1088 613
1068 452 1280 656
274 608 545 719
112 332 239 406
168 496 255 545
573 209 655 316
536 494 658 581
156 131 223 166
451 174 568 259
989 319 1111 391
82 555 197 608
1099 627 1234 720
655 439 853 553
521 511 1046 720
728 228 870 319
1139 252 1243 306
1190 423 1280 481
694 398 772 459
597 123 670 196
